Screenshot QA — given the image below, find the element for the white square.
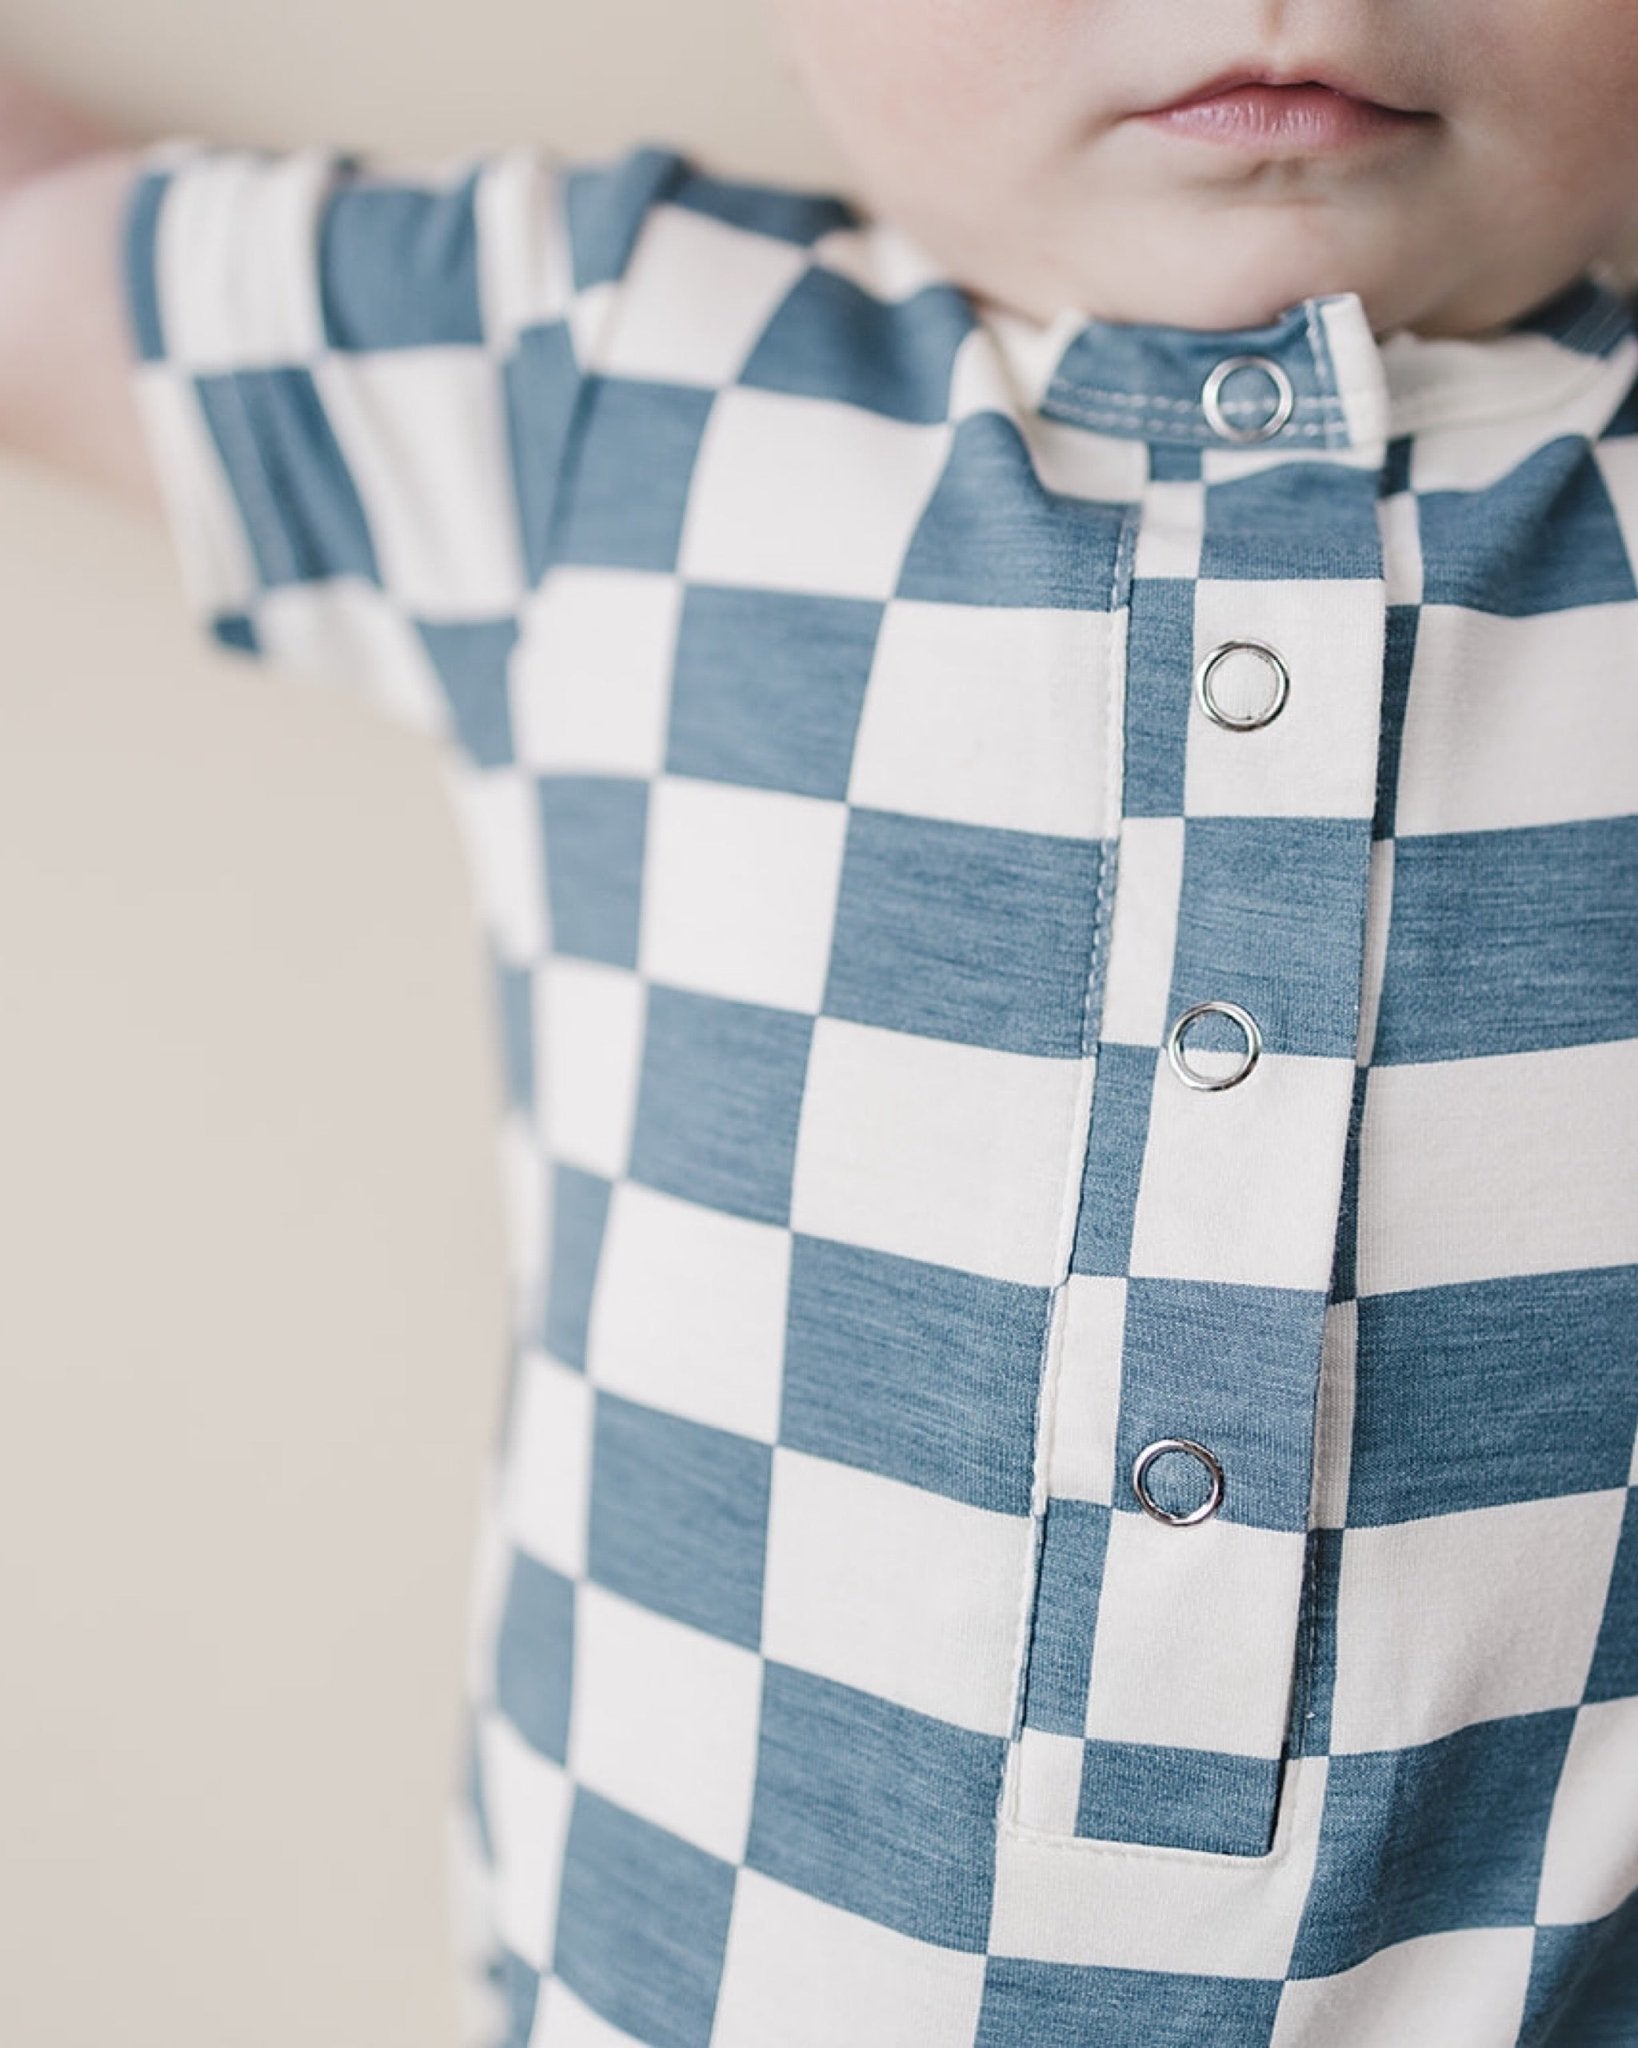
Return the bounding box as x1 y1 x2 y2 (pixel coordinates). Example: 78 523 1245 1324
1132 478 1205 581
990 1755 1329 1979
474 145 574 351
1015 410 1148 505
1008 1727 1086 1835
315 349 528 615
585 1179 791 1442
1043 1274 1126 1504
1129 1050 1357 1291
530 1975 650 2048
1329 1490 1627 1754
534 956 645 1179
156 146 330 369
566 1581 764 1866
1537 1695 1638 1926
511 567 679 778
498 1112 550 1347
448 763 549 964
1308 1298 1357 1530
637 774 847 1013
1084 1510 1306 1758
501 1349 593 1578
1357 1040 1638 1294
847 601 1118 839
1378 483 1424 606
1268 1928 1533 2048
761 1447 1030 1736
477 1706 572 1971
1398 347 1630 492
1185 581 1385 822
679 387 950 599
711 1867 988 2048
1394 604 1638 835
1096 817 1185 1048
256 575 452 734
599 205 809 386
790 1016 1086 1287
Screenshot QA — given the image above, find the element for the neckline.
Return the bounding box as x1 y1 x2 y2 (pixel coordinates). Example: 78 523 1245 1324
991 270 1638 451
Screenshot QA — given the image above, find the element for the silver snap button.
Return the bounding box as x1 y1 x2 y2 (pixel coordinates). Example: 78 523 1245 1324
1195 639 1290 731
1132 1439 1226 1526
1200 354 1295 443
1165 998 1262 1091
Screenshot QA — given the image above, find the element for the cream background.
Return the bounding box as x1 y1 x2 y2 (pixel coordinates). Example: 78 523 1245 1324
0 7 838 2043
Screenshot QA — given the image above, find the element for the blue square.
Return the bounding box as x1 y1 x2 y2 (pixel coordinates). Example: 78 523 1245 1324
898 414 1128 609
505 321 581 586
552 1786 737 2048
1116 1277 1328 1531
416 617 519 768
1289 1711 1576 1979
1069 1042 1158 1278
1168 815 1372 1061
564 147 687 289
1586 1489 1638 1704
1524 1896 1638 2047
195 368 379 589
822 808 1107 1057
554 376 715 573
586 1391 770 1649
781 1235 1047 1515
492 958 533 1111
211 613 259 656
1418 438 1638 614
536 774 647 968
627 985 812 1225
494 1950 539 2048
740 270 973 423
745 1662 1003 1951
122 168 170 363
975 1956 1281 2048
1076 1740 1280 1856
542 1163 610 1370
1380 435 1415 498
1199 460 1381 581
1147 442 1202 483
668 585 879 800
493 1550 576 1764
1374 817 1638 1062
1019 1500 1110 1736
317 173 485 349
1120 578 1194 819
1372 604 1419 841
670 168 855 246
1348 1269 1638 1524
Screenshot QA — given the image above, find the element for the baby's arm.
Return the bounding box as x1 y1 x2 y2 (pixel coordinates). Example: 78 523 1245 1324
0 65 153 510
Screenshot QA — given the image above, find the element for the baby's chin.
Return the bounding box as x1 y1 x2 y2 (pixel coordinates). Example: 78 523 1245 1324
876 187 1525 341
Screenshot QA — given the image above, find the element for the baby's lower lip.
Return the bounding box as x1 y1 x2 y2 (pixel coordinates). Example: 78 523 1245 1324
1141 81 1426 152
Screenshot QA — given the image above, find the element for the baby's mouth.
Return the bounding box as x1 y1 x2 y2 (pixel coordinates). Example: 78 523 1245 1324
1137 71 1434 154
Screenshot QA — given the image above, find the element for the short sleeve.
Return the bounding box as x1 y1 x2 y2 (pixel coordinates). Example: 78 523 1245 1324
118 134 686 745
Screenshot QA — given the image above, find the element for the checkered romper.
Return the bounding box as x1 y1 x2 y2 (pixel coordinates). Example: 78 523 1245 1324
120 135 1638 2047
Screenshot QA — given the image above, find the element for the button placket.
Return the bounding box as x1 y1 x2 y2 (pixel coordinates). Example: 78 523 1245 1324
1150 621 1287 1518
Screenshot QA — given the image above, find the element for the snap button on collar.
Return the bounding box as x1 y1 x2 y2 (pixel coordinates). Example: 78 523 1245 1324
1201 354 1296 442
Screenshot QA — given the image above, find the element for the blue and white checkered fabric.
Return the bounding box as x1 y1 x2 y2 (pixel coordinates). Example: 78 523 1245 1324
120 135 1638 2047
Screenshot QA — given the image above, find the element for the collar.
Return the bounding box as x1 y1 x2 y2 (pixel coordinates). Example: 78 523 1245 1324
1020 271 1638 452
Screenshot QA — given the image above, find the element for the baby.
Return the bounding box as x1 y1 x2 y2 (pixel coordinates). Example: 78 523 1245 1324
1 4 1635 2044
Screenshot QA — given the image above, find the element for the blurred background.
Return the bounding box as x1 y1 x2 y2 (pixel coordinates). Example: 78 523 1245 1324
0 6 839 2042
